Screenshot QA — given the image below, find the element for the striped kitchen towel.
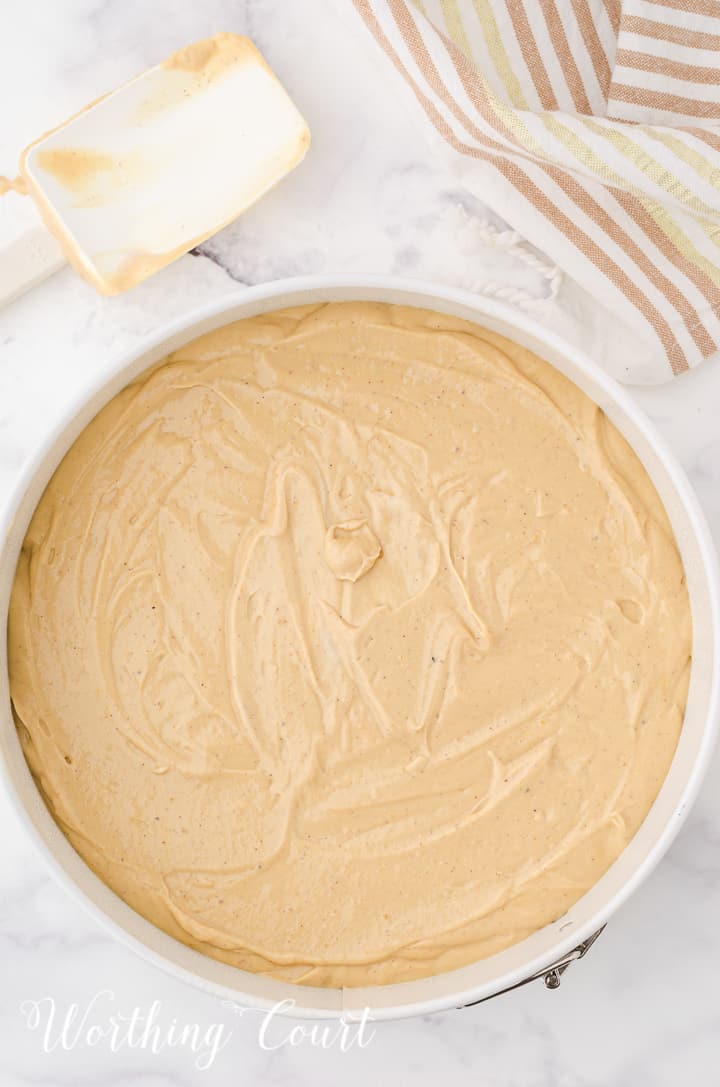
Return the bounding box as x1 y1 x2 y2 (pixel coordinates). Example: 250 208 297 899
345 0 720 383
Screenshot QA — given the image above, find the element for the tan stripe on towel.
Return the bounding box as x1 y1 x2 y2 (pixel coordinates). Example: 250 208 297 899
542 116 720 304
616 48 720 84
390 4 712 357
610 83 720 118
653 0 720 17
539 0 592 113
571 0 612 100
375 0 690 368
688 128 720 153
621 14 720 49
603 0 621 36
504 0 558 109
614 189 720 312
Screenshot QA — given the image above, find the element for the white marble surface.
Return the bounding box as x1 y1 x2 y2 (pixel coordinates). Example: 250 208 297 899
1 2 720 1084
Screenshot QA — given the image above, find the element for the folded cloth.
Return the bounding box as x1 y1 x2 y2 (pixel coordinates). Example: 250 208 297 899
344 0 720 384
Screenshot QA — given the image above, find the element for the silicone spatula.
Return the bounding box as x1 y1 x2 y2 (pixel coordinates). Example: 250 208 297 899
0 33 310 305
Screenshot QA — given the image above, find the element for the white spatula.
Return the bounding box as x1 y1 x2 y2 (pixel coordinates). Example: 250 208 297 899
0 33 310 305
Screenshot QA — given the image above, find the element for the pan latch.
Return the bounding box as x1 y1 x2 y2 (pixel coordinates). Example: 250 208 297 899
460 925 606 1008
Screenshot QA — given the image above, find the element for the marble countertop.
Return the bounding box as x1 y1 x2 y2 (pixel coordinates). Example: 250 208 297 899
2 2 720 1084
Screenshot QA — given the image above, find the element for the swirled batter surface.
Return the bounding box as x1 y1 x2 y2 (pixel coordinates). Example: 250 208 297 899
8 303 691 987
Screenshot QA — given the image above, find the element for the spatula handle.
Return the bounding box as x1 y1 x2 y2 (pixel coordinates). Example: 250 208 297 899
0 194 65 307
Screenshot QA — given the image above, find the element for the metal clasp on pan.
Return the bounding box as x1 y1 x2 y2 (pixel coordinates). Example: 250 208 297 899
460 925 606 1008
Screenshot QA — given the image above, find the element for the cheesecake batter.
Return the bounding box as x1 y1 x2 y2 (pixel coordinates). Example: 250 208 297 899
8 302 691 987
